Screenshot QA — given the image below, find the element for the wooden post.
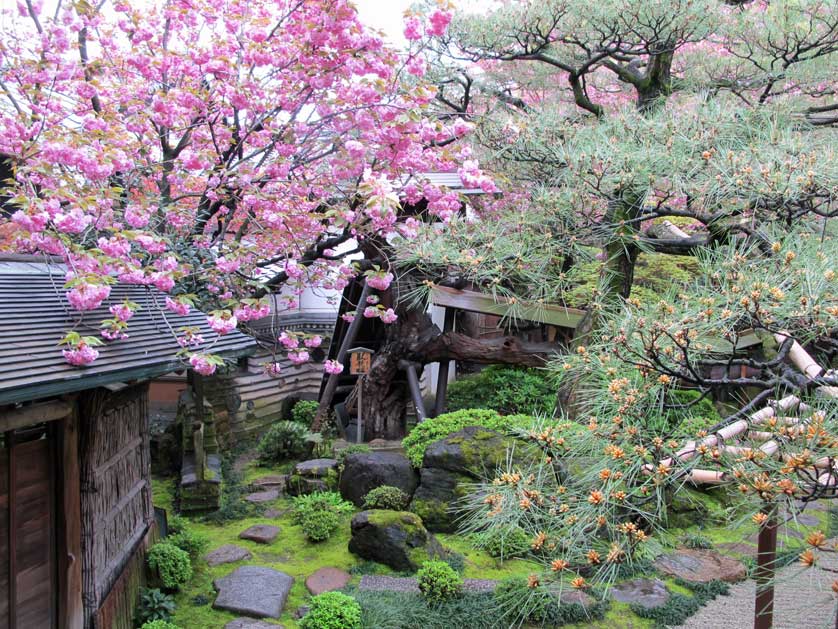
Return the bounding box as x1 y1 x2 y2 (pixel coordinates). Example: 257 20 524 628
400 360 427 422
754 516 778 629
193 422 205 483
356 386 363 444
314 280 371 435
433 308 455 418
60 409 83 629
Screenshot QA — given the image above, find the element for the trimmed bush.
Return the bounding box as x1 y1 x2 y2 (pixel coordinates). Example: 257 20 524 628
140 622 181 629
257 420 310 463
447 365 557 416
402 409 533 467
147 543 192 590
168 529 209 560
363 485 410 510
135 588 176 625
417 560 463 604
300 509 341 542
291 399 320 425
166 514 189 536
300 591 362 629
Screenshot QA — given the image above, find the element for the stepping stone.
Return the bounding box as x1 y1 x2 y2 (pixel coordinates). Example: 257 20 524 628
225 619 284 629
245 490 280 503
205 544 253 567
557 590 594 607
654 549 746 583
294 458 338 477
264 507 290 519
252 474 287 491
239 524 280 544
305 567 351 595
611 578 670 609
214 566 293 618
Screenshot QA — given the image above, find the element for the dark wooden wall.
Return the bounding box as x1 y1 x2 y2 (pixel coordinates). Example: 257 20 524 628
79 385 153 629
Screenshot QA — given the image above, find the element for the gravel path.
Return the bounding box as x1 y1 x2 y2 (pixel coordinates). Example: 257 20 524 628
676 550 838 629
358 575 497 594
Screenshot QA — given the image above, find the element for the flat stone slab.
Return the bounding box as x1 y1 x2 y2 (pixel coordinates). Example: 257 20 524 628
225 619 284 629
654 549 746 583
252 475 287 490
214 566 293 618
205 544 253 567
305 567 351 595
611 578 670 609
294 458 338 478
239 524 280 544
264 507 290 519
358 575 496 594
245 490 280 504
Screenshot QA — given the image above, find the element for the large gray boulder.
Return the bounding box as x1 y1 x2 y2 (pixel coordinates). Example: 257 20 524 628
348 510 445 572
339 451 418 507
213 566 293 618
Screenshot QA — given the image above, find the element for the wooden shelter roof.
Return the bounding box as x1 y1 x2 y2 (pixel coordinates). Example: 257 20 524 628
0 257 257 405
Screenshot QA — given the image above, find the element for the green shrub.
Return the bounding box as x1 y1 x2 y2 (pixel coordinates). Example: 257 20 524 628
363 485 410 510
447 365 557 416
292 491 354 523
300 509 341 542
166 514 189 536
683 533 713 549
147 543 193 590
257 420 311 463
444 551 466 574
475 527 530 559
168 529 209 560
353 590 497 629
336 444 372 469
140 621 181 629
300 591 362 629
291 399 320 425
402 409 533 467
135 588 176 625
417 560 463 604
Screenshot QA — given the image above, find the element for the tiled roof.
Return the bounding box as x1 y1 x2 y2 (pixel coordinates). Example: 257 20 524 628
0 257 257 404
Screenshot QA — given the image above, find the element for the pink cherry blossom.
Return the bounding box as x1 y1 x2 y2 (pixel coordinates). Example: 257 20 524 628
63 343 99 366
341 312 356 323
189 353 216 376
109 303 134 321
165 297 191 316
279 331 299 349
366 272 393 291
66 283 111 311
207 313 238 335
288 350 310 365
380 308 398 324
363 306 378 318
304 335 323 348
427 10 452 37
324 359 344 375
264 362 282 377
403 16 423 40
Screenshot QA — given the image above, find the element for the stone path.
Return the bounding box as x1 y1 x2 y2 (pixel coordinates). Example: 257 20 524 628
239 524 280 544
675 549 838 629
213 566 293 618
205 544 252 567
225 619 284 629
305 567 351 595
358 575 497 594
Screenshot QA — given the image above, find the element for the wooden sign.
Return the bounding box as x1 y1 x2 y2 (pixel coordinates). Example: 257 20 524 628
348 347 374 375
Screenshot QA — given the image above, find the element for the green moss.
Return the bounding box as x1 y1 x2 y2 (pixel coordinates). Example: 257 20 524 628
152 476 177 512
365 510 424 534
409 498 449 528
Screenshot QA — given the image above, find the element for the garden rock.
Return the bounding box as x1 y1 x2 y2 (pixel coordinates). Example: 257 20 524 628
251 474 287 492
305 567 351 595
225 619 283 629
245 489 279 503
611 578 670 609
348 509 445 572
213 566 293 618
654 549 746 583
410 427 539 532
204 544 253 567
287 458 338 496
339 451 418 507
238 524 280 544
557 590 595 608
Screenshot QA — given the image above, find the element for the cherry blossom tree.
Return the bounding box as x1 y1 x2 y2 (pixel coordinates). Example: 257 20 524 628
0 0 474 373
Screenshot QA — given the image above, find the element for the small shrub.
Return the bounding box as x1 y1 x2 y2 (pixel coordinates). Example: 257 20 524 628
444 551 466 574
363 485 410 510
166 514 189 536
147 543 193 590
417 560 463 604
447 365 557 416
292 491 354 523
168 529 209 560
476 527 530 559
300 591 362 629
135 588 176 625
291 399 320 425
300 508 341 542
336 444 372 469
140 622 181 629
402 409 534 467
683 533 713 549
257 420 311 463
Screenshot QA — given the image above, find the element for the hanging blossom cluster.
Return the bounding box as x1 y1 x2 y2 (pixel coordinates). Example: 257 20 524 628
0 0 476 371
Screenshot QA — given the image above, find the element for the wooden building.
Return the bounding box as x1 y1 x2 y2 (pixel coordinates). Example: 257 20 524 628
0 256 255 629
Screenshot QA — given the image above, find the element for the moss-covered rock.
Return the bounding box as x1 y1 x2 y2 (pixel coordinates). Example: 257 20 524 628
666 486 729 529
348 510 445 572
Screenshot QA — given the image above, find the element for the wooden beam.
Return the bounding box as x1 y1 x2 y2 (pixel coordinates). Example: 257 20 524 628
0 399 72 433
431 286 586 329
400 361 427 423
433 308 455 418
59 410 83 629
